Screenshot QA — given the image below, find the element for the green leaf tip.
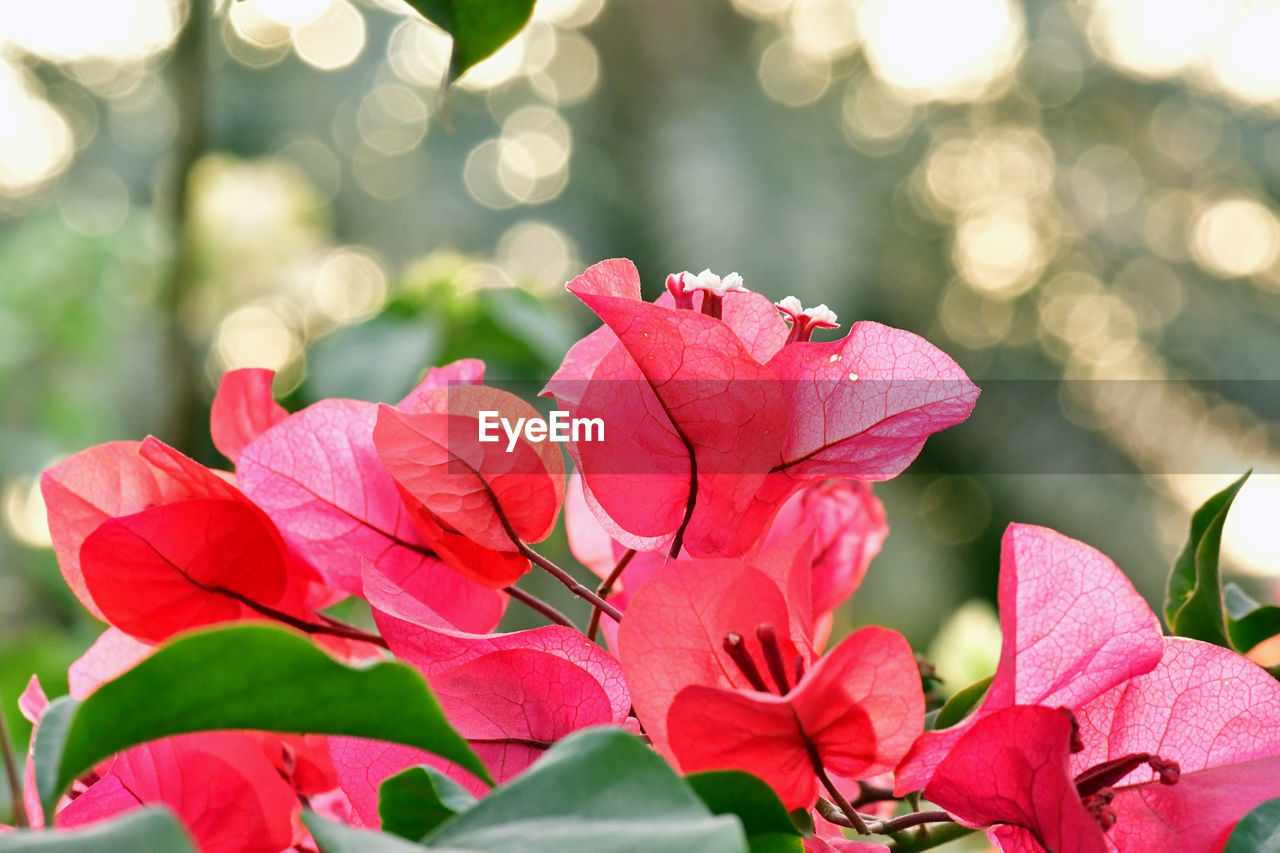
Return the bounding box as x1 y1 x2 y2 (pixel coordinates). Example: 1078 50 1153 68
1164 470 1251 647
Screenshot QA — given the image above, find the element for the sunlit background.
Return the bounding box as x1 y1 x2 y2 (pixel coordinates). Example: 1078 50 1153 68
2 1 1279 823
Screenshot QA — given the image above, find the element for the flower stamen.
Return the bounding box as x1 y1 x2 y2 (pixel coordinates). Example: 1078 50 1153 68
775 296 839 344
682 269 746 319
1074 750 1180 833
755 623 792 694
723 631 770 692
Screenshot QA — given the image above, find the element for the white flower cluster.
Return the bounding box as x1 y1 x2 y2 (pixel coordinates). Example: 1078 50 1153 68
775 296 838 327
680 268 746 297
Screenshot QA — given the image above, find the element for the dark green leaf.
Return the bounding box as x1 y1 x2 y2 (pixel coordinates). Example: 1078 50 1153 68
380 765 478 841
1223 797 1280 853
304 811 436 852
686 770 803 853
1225 583 1280 653
0 808 194 852
1164 471 1250 647
933 674 994 730
403 0 536 83
422 727 749 852
34 624 490 821
787 808 814 837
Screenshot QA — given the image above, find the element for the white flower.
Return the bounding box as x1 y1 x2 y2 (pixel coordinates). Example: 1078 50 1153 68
806 303 838 326
774 297 838 326
684 268 747 296
775 295 804 315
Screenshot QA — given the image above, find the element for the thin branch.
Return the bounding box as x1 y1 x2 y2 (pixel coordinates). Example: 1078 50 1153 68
853 781 898 807
867 810 953 835
804 740 869 834
888 821 976 852
223 591 389 649
819 801 963 851
587 548 635 641
0 696 28 828
518 543 623 623
505 585 576 629
816 798 874 831
452 455 623 626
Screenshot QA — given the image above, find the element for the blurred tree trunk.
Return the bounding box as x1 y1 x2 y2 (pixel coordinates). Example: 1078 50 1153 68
159 0 208 454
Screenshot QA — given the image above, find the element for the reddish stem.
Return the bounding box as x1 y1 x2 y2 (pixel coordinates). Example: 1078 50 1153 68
587 549 636 642
518 543 623 623
755 623 791 694
221 590 389 649
505 585 576 629
802 726 869 834
723 633 770 692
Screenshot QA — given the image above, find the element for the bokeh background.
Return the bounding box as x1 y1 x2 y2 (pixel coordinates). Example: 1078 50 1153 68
2 0 1280 825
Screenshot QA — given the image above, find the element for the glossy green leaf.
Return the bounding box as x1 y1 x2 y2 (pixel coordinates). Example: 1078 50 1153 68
1223 797 1280 853
933 674 994 730
1164 471 1250 647
686 770 803 853
304 811 435 853
380 765 478 841
1225 583 1280 654
0 808 194 852
34 624 490 821
422 727 749 852
403 0 536 83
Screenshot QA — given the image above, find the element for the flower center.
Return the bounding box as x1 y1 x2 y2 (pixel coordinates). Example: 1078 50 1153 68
667 269 747 319
775 296 840 343
1071 742 1180 831
721 622 805 695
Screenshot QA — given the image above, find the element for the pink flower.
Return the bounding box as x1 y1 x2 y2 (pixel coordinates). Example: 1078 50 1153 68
925 638 1280 852
41 438 316 642
761 479 888 648
618 542 922 809
895 523 1166 795
234 360 508 631
544 259 977 559
326 562 630 827
565 470 888 653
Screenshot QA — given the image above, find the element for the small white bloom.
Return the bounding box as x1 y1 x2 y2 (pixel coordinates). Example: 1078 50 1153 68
774 297 838 327
685 268 746 297
775 295 804 315
719 272 746 293
807 303 838 326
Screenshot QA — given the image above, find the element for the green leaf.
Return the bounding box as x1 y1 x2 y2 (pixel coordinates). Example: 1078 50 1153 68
933 674 994 730
380 765 478 841
0 808 195 852
686 770 803 853
1225 583 1280 653
1164 471 1250 647
1223 797 1280 853
404 0 536 83
422 727 749 852
30 697 77 824
34 624 491 821
304 811 435 852
786 808 813 837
